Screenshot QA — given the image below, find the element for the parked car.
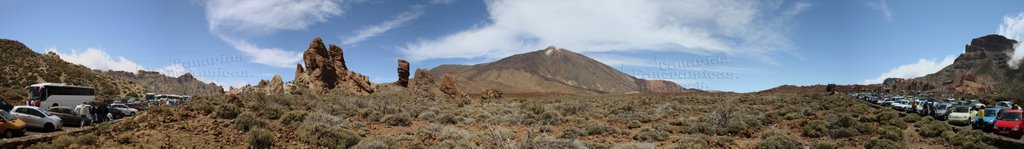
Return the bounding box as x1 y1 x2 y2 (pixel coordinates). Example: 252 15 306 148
10 106 62 131
891 99 911 111
932 102 953 120
994 110 1024 139
996 101 1015 109
973 107 1004 131
110 103 139 117
47 106 91 126
947 105 977 126
0 110 26 138
967 100 985 108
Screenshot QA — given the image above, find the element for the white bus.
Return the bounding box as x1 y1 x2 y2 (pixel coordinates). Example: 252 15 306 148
26 83 96 109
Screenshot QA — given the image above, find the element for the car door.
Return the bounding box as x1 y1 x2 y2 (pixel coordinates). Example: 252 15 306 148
14 108 41 128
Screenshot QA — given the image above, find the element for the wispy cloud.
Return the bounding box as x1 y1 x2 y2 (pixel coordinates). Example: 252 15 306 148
46 47 145 73
399 0 810 63
862 55 955 84
999 12 1024 69
45 47 219 84
203 0 347 68
866 0 894 22
342 0 454 45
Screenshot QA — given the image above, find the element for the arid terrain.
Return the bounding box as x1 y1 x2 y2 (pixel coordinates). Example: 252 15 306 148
19 91 1007 148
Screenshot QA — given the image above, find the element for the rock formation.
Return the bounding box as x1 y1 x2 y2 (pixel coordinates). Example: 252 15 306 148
397 59 410 87
267 74 284 95
439 75 464 99
480 89 503 100
294 37 375 95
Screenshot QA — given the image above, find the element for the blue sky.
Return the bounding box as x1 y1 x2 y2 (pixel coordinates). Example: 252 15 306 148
1 0 1023 93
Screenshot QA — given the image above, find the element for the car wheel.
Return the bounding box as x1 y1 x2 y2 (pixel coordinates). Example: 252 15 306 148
80 119 87 127
3 130 11 138
44 123 55 132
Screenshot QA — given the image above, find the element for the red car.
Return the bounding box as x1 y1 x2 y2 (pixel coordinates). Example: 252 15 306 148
994 110 1024 138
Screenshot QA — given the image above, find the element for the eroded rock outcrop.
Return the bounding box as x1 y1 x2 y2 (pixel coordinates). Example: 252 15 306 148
439 75 464 99
294 37 375 95
397 59 410 87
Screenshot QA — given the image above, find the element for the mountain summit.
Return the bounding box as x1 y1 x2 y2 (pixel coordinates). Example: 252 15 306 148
430 46 693 94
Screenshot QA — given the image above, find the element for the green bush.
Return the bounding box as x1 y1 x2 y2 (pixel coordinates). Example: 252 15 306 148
945 130 993 148
802 120 827 138
297 122 361 149
558 127 585 139
633 128 669 141
917 119 950 138
432 113 462 125
584 120 617 136
673 134 710 149
812 142 836 149
756 133 802 149
864 138 905 149
902 114 921 123
880 126 903 141
280 110 308 126
259 107 285 120
249 127 274 149
235 112 264 131
382 114 412 126
628 120 642 129
217 104 240 119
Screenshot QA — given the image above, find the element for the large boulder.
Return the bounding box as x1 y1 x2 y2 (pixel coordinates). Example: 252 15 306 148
396 59 410 87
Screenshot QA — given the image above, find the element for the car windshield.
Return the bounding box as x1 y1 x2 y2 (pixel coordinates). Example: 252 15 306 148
937 104 948 109
952 107 970 113
985 109 999 117
0 111 15 120
999 112 1022 121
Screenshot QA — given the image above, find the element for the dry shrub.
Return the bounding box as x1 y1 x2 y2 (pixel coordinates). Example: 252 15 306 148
249 127 273 149
296 122 361 148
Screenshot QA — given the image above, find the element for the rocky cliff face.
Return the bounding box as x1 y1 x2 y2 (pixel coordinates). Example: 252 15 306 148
429 46 698 95
293 37 375 95
0 39 146 103
893 34 1024 97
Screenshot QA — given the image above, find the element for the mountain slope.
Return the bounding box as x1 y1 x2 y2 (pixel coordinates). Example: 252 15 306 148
103 70 224 96
0 39 146 103
430 46 696 94
890 34 1024 98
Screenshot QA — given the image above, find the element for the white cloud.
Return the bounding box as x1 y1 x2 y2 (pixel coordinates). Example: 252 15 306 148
46 47 145 73
204 0 345 68
862 55 956 84
204 0 343 36
400 0 809 62
216 35 304 68
45 47 219 84
866 0 894 22
998 12 1024 69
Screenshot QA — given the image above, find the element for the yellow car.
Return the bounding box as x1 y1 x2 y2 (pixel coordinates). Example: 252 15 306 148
0 109 26 138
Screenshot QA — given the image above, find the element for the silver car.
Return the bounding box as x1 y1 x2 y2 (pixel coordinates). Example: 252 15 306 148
10 106 62 131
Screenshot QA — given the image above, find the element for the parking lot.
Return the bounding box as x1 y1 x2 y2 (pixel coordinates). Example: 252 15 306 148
853 93 1024 143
